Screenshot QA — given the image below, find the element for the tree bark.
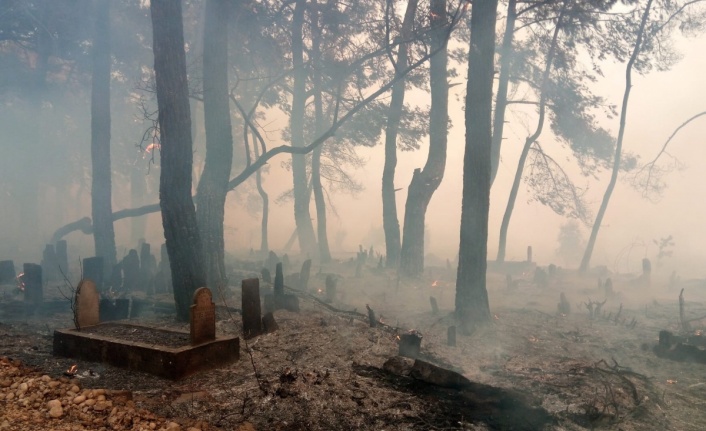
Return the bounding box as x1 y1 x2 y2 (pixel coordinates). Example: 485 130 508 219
455 0 497 328
496 2 566 263
579 0 654 272
150 0 207 321
399 0 448 277
490 0 517 186
382 0 418 269
252 130 269 254
291 0 318 258
311 2 332 264
91 0 117 274
195 0 234 292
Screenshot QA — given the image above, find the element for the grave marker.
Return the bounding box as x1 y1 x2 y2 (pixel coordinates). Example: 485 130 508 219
75 279 99 329
190 287 216 345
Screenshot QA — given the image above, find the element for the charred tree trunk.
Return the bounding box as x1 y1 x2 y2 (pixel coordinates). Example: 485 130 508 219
382 0 418 269
291 0 318 257
490 0 517 186
196 0 234 291
455 0 497 329
311 4 332 264
150 0 207 321
399 0 448 277
91 0 116 275
580 0 654 272
496 4 565 263
252 130 269 254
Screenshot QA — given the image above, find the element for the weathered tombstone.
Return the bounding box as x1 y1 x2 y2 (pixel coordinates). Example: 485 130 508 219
274 262 284 296
642 258 652 287
262 312 278 333
533 267 548 288
55 240 68 277
190 287 216 345
110 263 123 291
429 296 439 315
399 332 422 359
557 292 571 315
83 256 104 289
41 244 58 280
548 263 557 277
447 326 456 347
281 254 290 273
23 263 43 309
604 278 614 297
299 259 312 290
266 250 279 273
242 278 262 339
75 279 99 329
261 268 271 284
527 245 533 263
121 250 140 291
99 298 130 321
325 274 337 302
0 260 15 284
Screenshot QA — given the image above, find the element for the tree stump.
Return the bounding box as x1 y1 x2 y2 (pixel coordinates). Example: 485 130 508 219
22 263 43 311
399 332 422 359
262 311 278 333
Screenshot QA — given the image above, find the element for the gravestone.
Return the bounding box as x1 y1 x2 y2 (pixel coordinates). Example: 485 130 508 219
23 263 43 309
261 268 271 284
274 263 284 296
55 240 68 277
0 260 15 284
75 279 100 329
122 250 140 291
299 259 312 290
242 278 262 338
190 287 216 345
325 274 337 302
41 244 59 280
83 257 104 289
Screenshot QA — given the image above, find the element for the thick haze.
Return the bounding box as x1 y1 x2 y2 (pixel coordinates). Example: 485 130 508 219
0 1 704 279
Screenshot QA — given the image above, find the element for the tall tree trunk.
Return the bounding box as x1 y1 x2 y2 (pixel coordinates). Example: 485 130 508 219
490 0 517 186
252 130 269 254
496 3 566 263
196 0 234 292
399 0 448 277
91 0 116 275
580 0 654 272
291 0 318 258
455 0 498 329
150 0 207 321
382 0 418 268
311 1 332 263
130 163 147 244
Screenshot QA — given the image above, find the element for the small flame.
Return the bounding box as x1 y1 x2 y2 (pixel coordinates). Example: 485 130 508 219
65 364 78 376
143 142 161 158
317 288 323 294
667 379 678 384
695 330 703 336
493 314 499 320
431 280 440 288
16 272 25 291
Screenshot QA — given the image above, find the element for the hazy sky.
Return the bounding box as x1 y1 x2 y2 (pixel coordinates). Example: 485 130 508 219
220 31 706 278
